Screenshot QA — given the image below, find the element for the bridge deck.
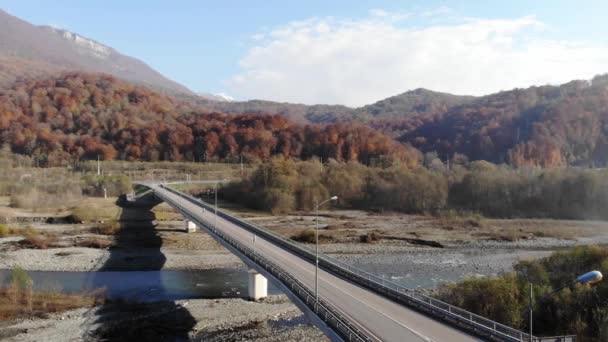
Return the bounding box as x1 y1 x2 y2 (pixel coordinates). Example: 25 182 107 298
151 184 480 342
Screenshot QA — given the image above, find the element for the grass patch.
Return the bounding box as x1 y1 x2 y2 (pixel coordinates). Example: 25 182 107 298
0 224 8 237
9 184 82 211
70 198 120 222
0 225 34 238
0 287 103 320
153 210 180 221
0 266 104 321
435 209 484 229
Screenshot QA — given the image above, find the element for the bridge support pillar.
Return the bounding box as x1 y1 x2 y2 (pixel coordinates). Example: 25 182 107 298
185 220 197 233
248 268 268 301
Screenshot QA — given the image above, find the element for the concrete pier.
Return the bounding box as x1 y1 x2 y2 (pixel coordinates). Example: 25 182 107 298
248 268 268 301
185 220 197 233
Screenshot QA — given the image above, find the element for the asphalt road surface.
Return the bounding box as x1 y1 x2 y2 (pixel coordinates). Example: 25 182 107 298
152 185 481 342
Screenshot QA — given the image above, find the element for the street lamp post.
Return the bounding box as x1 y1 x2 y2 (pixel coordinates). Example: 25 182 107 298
213 179 229 233
528 270 603 341
314 195 338 307
214 182 218 232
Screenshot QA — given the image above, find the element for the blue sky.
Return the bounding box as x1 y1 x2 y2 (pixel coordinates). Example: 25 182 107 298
1 0 608 105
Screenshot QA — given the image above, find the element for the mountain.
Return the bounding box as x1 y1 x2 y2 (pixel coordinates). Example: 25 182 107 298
197 92 234 102
0 72 420 167
0 9 191 94
359 88 474 120
193 75 608 168
1 5 605 169
191 88 474 124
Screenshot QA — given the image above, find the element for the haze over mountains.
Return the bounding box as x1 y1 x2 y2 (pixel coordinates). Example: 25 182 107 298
1 9 608 169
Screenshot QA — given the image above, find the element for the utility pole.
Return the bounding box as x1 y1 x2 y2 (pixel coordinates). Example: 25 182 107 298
315 199 319 306
240 155 244 177
529 283 533 342
314 195 338 307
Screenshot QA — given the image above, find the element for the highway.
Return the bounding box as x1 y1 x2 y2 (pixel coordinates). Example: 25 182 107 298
150 184 482 342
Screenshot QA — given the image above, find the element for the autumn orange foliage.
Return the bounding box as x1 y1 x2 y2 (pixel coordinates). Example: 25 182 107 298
0 72 419 166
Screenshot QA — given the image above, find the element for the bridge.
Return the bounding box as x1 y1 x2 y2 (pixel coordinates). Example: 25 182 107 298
130 182 533 342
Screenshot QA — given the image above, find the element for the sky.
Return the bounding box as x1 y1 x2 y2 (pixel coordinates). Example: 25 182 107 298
1 0 608 106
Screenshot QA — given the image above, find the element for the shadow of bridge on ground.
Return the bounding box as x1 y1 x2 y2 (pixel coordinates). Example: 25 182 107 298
83 194 196 342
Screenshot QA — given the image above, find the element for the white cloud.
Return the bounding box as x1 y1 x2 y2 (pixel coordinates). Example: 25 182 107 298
227 11 608 107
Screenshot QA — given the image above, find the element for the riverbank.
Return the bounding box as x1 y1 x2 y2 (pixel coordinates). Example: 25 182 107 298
0 217 243 272
1 197 608 341
0 199 326 341
0 295 327 342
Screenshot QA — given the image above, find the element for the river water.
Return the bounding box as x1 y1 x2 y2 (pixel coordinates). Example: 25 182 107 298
0 268 280 302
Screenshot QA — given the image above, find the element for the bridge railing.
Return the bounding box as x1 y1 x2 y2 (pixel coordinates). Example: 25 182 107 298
158 184 531 342
153 186 374 342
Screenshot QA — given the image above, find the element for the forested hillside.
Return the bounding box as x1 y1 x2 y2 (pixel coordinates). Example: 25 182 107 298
372 76 608 168
3 69 608 169
0 72 420 167
196 75 608 168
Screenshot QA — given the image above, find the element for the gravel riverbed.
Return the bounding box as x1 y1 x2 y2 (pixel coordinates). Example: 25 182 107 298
2 210 607 341
0 295 327 342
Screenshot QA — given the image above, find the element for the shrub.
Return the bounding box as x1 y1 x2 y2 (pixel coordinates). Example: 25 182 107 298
93 220 121 235
19 230 58 249
0 224 9 237
81 174 131 197
292 229 317 243
9 266 33 308
77 238 112 249
436 246 608 340
10 266 33 290
70 202 120 222
360 231 380 243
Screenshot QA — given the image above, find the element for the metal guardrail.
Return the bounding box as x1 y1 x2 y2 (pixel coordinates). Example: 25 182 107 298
153 186 374 342
533 336 576 342
133 188 154 199
156 184 533 342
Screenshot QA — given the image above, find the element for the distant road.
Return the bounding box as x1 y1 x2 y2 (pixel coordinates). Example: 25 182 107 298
151 184 481 342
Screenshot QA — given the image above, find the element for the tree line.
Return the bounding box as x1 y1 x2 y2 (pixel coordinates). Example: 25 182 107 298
223 156 608 220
